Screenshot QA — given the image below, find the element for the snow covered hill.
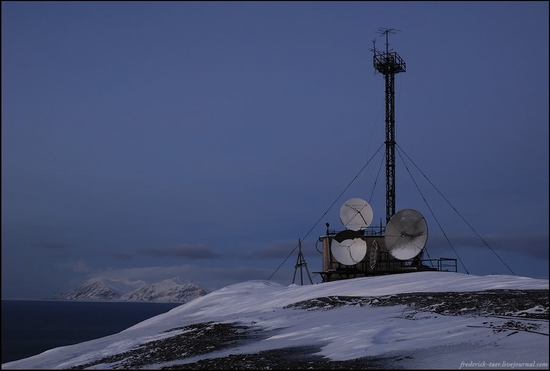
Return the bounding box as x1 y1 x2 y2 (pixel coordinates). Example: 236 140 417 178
54 277 206 303
4 272 549 370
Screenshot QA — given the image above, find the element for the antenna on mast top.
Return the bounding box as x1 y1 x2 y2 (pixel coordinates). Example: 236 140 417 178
376 27 401 54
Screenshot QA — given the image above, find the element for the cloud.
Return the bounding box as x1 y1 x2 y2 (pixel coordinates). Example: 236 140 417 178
59 260 94 273
240 240 299 260
135 244 221 259
112 251 136 260
428 232 549 260
34 242 69 249
483 233 549 260
32 242 71 257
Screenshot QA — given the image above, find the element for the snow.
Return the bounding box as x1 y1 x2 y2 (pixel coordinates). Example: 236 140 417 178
2 271 549 369
86 277 146 294
55 277 206 303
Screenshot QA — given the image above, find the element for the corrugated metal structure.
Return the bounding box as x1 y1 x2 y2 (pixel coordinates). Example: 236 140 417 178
317 229 456 283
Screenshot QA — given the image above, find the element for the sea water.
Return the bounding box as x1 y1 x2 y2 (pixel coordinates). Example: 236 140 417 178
1 300 180 364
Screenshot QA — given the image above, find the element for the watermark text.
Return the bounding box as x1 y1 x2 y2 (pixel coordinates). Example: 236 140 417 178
459 361 549 369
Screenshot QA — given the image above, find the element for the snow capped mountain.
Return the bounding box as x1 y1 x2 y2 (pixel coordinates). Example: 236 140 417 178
55 277 147 301
55 277 206 303
121 278 207 303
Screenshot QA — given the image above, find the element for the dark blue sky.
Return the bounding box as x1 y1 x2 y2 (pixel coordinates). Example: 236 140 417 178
2 1 548 298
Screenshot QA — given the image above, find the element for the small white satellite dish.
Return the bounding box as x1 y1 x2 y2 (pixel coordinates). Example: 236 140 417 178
384 208 428 260
331 238 367 265
339 197 373 231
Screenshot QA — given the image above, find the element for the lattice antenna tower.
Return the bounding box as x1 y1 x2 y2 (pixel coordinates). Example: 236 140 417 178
372 28 406 223
292 239 313 285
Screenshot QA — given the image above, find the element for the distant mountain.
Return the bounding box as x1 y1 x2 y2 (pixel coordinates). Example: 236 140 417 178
55 277 146 301
55 277 206 303
121 278 207 303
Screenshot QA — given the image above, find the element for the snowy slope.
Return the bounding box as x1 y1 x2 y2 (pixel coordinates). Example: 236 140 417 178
3 272 548 369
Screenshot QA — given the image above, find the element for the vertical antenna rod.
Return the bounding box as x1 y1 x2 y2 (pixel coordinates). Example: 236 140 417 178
372 28 406 223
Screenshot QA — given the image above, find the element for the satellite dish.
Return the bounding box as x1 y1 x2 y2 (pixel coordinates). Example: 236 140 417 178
339 198 373 231
384 208 428 260
331 238 367 265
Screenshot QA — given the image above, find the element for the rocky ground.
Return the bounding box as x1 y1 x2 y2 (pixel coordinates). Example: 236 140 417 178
68 289 548 370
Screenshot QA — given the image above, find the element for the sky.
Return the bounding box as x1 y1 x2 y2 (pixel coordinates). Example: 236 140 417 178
1 1 549 299
2 271 549 369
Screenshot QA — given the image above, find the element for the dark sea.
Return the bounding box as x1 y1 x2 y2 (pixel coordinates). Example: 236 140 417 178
1 300 181 364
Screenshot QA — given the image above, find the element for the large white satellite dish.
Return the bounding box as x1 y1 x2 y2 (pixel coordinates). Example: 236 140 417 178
384 208 428 260
331 238 367 265
339 197 373 231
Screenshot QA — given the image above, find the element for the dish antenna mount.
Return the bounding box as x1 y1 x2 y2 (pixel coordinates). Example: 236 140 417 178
384 208 428 260
339 197 373 231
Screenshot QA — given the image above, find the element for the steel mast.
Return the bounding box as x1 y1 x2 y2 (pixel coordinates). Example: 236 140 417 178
372 28 406 223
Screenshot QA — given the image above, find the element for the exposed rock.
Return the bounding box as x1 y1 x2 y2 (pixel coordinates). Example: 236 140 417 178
66 289 548 370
